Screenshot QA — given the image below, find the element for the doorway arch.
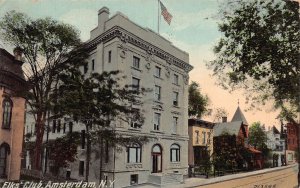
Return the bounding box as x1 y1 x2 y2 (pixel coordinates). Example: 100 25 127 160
151 144 162 173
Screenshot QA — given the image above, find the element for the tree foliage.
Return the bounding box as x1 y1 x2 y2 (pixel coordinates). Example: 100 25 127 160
55 70 148 180
248 122 267 149
46 132 80 175
0 11 87 170
209 0 300 121
213 133 248 170
188 81 210 118
55 70 147 138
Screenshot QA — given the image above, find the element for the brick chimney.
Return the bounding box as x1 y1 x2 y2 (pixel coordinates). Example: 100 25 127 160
222 117 227 123
13 47 22 61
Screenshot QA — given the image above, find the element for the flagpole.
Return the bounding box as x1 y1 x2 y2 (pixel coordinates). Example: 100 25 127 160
157 0 160 33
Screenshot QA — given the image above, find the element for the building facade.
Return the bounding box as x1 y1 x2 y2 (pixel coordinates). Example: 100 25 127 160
266 126 285 151
188 119 214 166
24 7 192 187
286 122 298 164
212 106 263 170
82 7 192 187
266 125 286 166
0 48 26 181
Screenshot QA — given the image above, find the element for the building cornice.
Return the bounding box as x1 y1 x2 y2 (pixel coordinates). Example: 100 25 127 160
85 26 193 73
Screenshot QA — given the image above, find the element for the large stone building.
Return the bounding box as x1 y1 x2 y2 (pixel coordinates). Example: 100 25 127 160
25 7 192 187
0 48 26 181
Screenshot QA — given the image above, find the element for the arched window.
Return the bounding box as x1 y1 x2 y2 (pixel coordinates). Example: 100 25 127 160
127 143 141 163
170 144 180 162
2 98 13 129
0 143 10 178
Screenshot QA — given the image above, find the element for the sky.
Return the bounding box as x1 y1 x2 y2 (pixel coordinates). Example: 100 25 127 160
0 0 282 128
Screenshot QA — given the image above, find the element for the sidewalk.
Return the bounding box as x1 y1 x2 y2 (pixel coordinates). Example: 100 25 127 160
133 164 298 188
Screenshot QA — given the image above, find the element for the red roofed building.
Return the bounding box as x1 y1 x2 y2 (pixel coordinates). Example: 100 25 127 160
246 146 263 169
213 105 264 170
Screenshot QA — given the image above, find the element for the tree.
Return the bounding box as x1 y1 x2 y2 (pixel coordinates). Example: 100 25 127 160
188 81 210 118
208 0 300 121
45 132 80 176
248 122 271 161
212 132 246 171
0 11 87 170
248 122 267 149
55 70 148 181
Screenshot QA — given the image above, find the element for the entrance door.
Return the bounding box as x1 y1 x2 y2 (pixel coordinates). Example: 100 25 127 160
152 144 162 173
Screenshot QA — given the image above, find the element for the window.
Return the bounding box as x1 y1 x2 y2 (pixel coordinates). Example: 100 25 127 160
132 77 140 91
173 92 178 106
0 143 9 178
104 175 108 185
127 143 141 163
154 85 161 101
57 119 61 133
173 74 179 85
104 141 109 163
79 161 84 176
133 56 140 69
2 98 12 129
131 122 141 129
154 66 161 77
83 64 88 74
131 108 141 129
63 123 66 133
170 144 180 162
92 59 95 70
34 123 37 134
172 117 178 134
81 130 85 149
154 113 161 131
69 122 73 133
207 132 211 145
202 132 206 144
108 51 112 63
66 170 71 179
52 120 56 133
195 131 199 144
130 174 138 185
288 153 293 161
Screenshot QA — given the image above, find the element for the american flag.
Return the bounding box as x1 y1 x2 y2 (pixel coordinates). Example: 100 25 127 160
160 1 173 25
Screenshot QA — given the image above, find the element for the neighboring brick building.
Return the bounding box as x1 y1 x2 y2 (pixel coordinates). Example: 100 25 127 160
286 122 299 164
0 48 26 181
286 122 298 151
